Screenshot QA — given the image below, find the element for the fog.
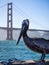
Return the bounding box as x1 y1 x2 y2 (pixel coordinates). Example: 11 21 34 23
0 28 49 41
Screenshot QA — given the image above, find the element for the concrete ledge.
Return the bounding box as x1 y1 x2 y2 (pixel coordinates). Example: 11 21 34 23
0 59 49 65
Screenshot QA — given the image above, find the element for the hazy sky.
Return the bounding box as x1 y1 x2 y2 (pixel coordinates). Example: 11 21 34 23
0 0 49 30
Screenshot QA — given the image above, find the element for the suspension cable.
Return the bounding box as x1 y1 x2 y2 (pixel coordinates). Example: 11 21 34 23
0 3 7 9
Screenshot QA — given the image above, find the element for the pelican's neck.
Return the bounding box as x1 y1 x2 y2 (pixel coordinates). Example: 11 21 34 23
23 31 30 44
23 31 27 38
23 31 33 49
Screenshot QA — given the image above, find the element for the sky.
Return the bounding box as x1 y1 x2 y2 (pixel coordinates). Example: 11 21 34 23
0 0 49 30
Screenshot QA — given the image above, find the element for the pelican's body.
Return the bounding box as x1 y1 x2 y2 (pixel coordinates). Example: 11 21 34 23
17 19 49 61
23 33 49 54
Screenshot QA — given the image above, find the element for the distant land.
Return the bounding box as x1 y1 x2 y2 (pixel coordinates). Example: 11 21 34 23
0 27 49 41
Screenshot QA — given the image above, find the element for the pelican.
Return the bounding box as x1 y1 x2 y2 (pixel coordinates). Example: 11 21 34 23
17 19 49 61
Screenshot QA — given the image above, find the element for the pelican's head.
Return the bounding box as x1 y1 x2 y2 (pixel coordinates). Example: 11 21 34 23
17 19 29 45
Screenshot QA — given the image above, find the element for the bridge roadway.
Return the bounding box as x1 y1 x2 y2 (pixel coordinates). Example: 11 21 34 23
0 27 49 41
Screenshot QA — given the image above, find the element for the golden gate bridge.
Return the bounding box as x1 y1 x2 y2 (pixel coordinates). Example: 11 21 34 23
0 2 49 41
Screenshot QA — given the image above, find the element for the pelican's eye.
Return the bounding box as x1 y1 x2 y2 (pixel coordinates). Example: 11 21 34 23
22 20 28 26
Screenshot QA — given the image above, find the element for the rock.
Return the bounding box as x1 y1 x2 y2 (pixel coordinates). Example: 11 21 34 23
0 59 49 65
0 63 3 65
12 59 49 65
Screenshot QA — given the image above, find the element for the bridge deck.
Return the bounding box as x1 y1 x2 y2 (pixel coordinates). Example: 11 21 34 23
0 27 49 41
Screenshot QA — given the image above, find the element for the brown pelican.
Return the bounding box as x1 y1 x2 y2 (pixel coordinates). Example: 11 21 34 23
17 19 49 61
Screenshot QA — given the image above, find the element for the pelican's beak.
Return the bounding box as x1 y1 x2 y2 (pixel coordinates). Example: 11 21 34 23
16 25 25 45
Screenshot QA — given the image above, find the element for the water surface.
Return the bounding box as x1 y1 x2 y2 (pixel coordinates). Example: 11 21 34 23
0 40 49 62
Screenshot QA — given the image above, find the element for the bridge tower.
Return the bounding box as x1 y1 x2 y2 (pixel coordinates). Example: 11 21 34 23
6 3 13 40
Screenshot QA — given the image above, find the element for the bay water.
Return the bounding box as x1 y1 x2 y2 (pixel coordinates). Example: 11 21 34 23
0 40 49 62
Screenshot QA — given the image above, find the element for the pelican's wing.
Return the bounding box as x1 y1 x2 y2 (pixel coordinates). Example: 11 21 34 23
32 38 49 49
